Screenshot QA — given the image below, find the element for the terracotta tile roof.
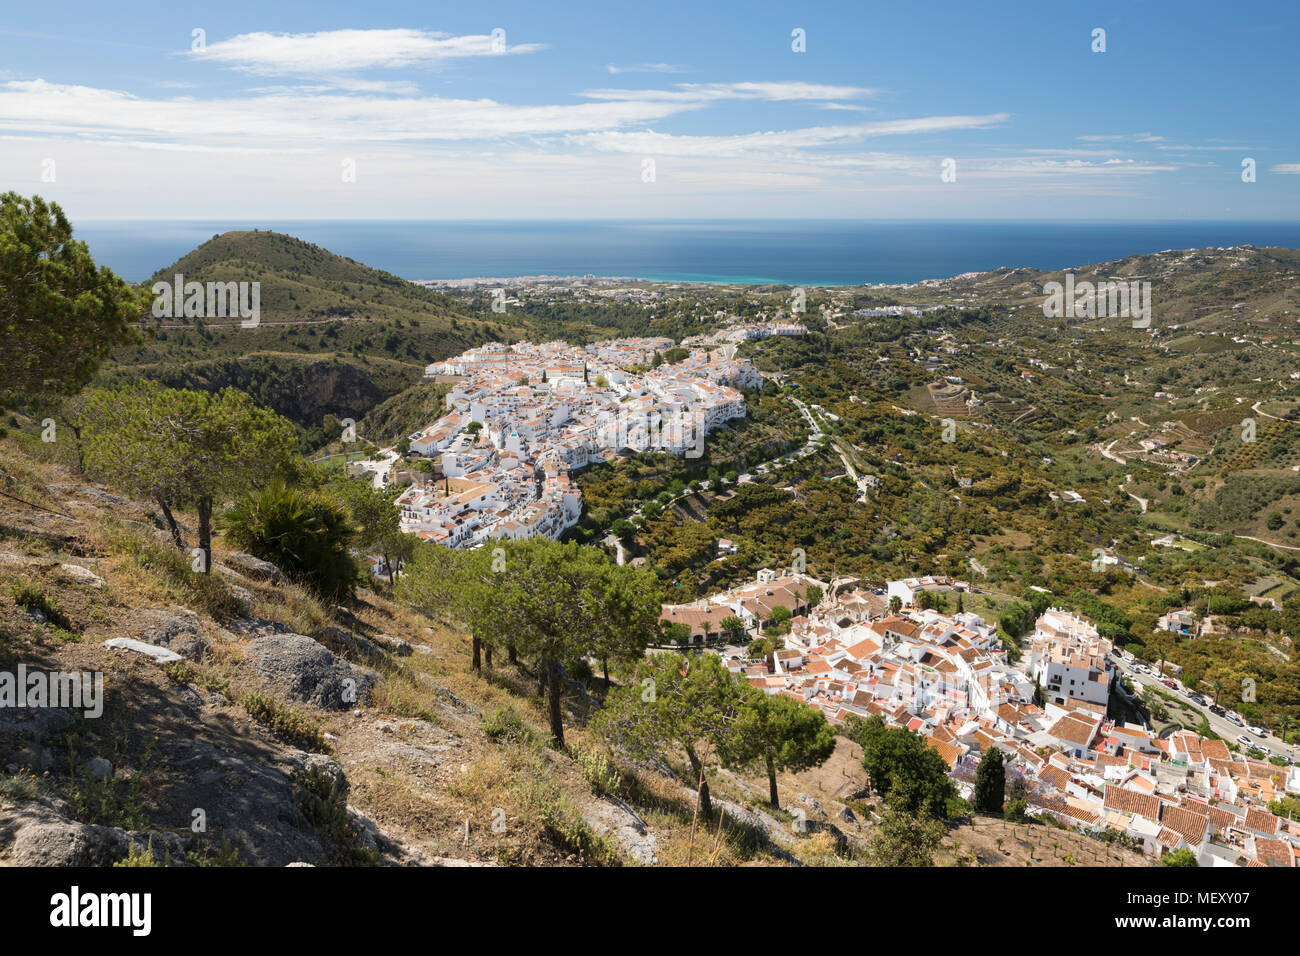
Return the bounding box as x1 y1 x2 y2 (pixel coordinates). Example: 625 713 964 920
1157 827 1184 849
1054 800 1102 826
1103 785 1161 822
1040 765 1072 791
1047 713 1099 748
1160 804 1209 847
1196 738 1227 764
1246 807 1281 835
1254 836 1294 867
927 737 963 768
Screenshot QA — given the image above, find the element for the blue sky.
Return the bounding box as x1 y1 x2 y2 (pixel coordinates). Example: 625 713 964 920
1 0 1297 220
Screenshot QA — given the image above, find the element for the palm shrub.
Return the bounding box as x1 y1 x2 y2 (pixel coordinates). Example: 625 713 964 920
221 480 361 602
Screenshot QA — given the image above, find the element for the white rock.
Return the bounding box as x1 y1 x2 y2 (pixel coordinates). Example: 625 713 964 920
103 638 183 663
59 564 105 588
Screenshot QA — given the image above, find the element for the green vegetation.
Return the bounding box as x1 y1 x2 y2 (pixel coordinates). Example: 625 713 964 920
242 694 329 751
222 480 361 602
0 192 143 399
399 537 663 745
597 653 835 819
79 381 298 567
868 808 946 867
734 691 836 810
1160 848 1198 867
11 584 75 631
292 764 379 866
973 748 1005 816
848 716 956 817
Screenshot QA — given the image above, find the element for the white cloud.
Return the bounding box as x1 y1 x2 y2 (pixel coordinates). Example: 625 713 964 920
1076 132 1165 143
605 63 689 75
568 114 1011 157
1271 164 1300 174
190 29 545 75
0 79 694 143
1154 143 1253 152
582 81 881 103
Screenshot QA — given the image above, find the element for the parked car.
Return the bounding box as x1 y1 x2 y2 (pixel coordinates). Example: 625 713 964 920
1236 734 1254 747
1210 705 1226 716
1248 725 1268 737
1161 679 1178 690
1226 713 1245 726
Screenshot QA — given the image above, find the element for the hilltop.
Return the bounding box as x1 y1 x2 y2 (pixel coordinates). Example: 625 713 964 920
101 231 521 438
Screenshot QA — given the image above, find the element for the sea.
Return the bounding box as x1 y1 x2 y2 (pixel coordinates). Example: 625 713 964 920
73 219 1300 287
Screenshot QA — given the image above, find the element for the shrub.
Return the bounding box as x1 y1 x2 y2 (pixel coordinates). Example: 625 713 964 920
292 764 378 866
242 694 328 751
113 839 167 868
0 773 39 803
575 747 621 797
222 480 360 603
11 584 74 631
65 753 150 831
539 801 621 866
481 705 537 744
186 835 246 867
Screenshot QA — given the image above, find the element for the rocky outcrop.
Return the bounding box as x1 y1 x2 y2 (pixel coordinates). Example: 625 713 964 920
151 358 389 429
224 552 281 582
0 804 186 867
244 632 376 710
135 607 210 661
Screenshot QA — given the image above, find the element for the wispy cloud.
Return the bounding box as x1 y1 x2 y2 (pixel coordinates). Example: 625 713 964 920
190 29 545 75
1076 132 1165 143
605 63 689 75
1155 143 1254 152
0 79 692 142
1271 163 1300 174
582 81 881 103
568 114 1012 157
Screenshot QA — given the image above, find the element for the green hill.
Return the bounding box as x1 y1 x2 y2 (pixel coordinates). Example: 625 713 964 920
102 230 527 441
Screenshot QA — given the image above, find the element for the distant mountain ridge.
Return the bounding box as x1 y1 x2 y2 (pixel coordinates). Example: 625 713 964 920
896 245 1300 333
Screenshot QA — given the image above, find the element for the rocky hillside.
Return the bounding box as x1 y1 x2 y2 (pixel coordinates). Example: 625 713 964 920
0 432 1145 867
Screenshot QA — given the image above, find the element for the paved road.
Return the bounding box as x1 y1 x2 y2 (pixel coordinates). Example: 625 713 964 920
1120 474 1148 514
1113 656 1297 762
1232 533 1300 553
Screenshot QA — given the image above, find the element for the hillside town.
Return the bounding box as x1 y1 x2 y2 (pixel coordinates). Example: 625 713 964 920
395 338 760 547
661 571 1300 867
